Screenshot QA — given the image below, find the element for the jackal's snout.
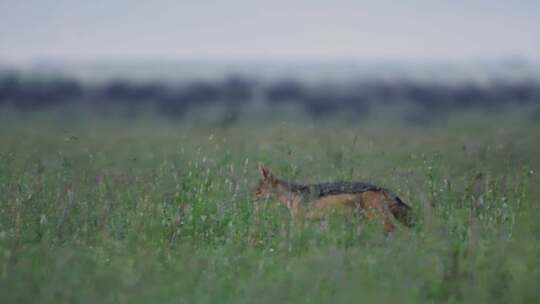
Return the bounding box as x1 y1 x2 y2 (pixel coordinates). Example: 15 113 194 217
251 184 269 201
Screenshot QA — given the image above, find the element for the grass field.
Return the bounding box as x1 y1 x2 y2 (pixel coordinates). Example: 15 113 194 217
0 109 539 303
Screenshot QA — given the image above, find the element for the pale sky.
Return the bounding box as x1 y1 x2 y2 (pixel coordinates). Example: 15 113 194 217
1 0 539 63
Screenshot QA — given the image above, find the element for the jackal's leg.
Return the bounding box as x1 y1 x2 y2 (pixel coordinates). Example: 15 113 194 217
382 215 396 233
358 191 396 234
381 194 398 233
353 197 386 236
287 200 306 230
351 203 365 236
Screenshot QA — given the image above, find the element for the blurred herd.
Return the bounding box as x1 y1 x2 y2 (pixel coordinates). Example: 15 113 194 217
1 66 540 123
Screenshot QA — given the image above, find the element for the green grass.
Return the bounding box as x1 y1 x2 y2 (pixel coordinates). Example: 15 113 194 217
0 109 539 303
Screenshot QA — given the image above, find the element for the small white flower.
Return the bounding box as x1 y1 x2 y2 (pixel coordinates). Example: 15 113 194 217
40 214 47 225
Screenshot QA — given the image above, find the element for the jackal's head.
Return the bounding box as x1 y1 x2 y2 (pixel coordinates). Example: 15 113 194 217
252 165 280 201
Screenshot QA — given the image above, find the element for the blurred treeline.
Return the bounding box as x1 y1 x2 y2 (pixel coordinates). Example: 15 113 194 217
1 70 539 123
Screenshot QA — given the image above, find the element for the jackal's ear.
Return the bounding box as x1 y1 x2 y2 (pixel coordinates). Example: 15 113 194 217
259 164 271 180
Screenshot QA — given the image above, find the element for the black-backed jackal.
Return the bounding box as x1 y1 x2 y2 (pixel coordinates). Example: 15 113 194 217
252 165 415 233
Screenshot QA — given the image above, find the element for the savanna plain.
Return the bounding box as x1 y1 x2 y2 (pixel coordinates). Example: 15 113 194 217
0 108 539 303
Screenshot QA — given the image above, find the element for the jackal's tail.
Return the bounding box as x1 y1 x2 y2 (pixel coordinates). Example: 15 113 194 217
383 191 415 228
